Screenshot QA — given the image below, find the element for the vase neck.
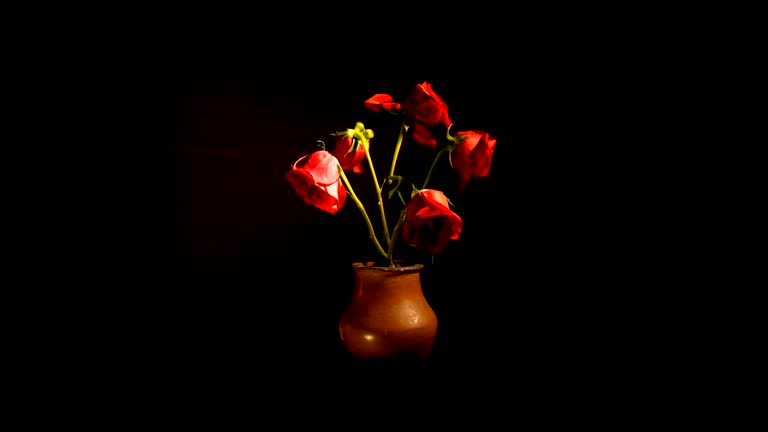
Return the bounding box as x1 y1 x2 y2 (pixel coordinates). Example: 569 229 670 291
353 268 424 299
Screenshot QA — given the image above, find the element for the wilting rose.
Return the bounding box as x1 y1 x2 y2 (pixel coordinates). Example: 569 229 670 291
331 135 366 174
401 82 452 149
402 189 463 254
364 94 402 113
285 150 347 214
451 130 497 191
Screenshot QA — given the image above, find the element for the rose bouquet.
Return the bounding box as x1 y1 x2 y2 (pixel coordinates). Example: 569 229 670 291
286 81 496 268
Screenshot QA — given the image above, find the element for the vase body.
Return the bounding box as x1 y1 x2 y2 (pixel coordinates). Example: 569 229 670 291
339 262 437 359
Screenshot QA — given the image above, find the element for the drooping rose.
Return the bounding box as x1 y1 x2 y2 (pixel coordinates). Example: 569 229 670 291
401 82 452 149
285 150 347 214
363 94 402 113
402 189 463 254
451 130 497 191
331 135 366 174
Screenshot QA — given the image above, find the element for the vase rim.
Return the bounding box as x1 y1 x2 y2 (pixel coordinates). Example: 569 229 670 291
353 261 424 272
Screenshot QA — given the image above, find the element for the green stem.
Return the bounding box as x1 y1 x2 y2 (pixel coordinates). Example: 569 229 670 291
421 147 449 190
387 209 408 267
389 119 407 178
354 131 391 250
338 166 388 259
379 120 408 262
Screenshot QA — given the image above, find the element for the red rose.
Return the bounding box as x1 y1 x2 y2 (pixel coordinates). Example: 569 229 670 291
451 130 497 191
363 94 402 113
285 150 347 214
331 135 366 174
401 82 452 149
402 189 463 254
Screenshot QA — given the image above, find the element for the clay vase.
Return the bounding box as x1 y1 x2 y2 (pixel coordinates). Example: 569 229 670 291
338 262 438 360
